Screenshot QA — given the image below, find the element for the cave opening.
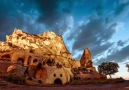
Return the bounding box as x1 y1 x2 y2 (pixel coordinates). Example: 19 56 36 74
17 58 24 64
54 78 62 85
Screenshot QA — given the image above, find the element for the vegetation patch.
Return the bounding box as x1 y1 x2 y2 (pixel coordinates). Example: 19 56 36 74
70 78 125 85
5 74 25 85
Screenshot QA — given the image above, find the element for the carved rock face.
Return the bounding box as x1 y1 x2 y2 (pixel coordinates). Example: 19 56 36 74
35 67 47 81
80 48 93 67
0 29 75 85
7 64 26 78
5 29 71 56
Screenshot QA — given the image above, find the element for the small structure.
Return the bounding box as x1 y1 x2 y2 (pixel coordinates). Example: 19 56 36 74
45 66 73 85
73 48 106 80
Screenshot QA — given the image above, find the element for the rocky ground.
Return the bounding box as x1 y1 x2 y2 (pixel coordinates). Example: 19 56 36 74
0 79 129 90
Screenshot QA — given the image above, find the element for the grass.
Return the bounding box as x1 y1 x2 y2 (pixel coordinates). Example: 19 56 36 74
70 78 125 85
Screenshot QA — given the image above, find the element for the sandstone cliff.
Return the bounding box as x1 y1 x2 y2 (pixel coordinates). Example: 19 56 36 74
0 29 77 85
4 29 70 56
0 29 106 85
0 29 75 67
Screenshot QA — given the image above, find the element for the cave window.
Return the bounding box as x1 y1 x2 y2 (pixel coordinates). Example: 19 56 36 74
79 77 81 80
30 49 34 53
60 74 62 77
27 77 32 80
27 61 29 65
76 77 79 80
75 77 81 80
87 78 91 80
37 63 42 70
74 77 77 80
54 74 56 77
47 59 52 66
74 77 80 80
43 62 45 65
17 58 24 63
33 59 38 63
2 54 10 58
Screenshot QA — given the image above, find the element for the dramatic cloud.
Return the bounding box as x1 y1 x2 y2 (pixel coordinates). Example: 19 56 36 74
96 45 129 64
117 40 126 47
71 18 117 58
117 39 129 46
0 0 74 41
33 0 74 35
0 0 129 65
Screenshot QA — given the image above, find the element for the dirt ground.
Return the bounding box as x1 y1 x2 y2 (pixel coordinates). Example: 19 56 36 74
0 80 129 90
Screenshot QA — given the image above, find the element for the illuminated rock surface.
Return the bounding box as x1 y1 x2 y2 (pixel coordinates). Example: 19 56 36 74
0 29 106 85
0 29 75 85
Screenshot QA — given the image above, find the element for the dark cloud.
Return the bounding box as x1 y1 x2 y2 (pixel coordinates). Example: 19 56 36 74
117 40 126 47
0 0 129 65
91 42 114 57
114 1 129 16
35 0 74 35
72 18 116 51
74 42 113 60
35 0 60 24
67 0 129 63
71 17 117 60
96 45 129 64
0 0 74 41
0 0 38 41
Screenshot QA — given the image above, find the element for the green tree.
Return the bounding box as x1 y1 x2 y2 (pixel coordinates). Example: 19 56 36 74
126 64 129 72
98 62 119 78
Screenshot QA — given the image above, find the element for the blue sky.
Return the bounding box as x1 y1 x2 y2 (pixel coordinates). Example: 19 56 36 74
0 0 129 79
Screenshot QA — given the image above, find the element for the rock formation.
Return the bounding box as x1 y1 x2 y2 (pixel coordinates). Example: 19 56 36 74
80 48 93 67
73 48 106 80
0 29 106 85
5 29 70 56
0 29 75 85
80 48 96 72
0 29 75 67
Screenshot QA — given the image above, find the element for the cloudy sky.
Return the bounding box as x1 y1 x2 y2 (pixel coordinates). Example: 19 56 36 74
0 0 129 79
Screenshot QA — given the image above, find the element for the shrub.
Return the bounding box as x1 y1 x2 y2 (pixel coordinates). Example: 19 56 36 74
70 78 125 85
6 74 25 85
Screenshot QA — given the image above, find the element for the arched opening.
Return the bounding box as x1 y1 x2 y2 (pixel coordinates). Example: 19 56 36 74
54 74 56 77
37 63 42 70
60 74 62 77
87 78 91 80
74 77 77 80
46 59 52 66
30 49 34 53
17 58 24 64
33 59 38 63
54 78 62 85
2 54 10 58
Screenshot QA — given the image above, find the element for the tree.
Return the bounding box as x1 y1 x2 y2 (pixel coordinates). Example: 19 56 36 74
98 62 119 79
126 64 129 72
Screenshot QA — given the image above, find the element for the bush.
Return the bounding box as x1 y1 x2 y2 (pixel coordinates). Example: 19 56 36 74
6 74 25 85
70 78 125 85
